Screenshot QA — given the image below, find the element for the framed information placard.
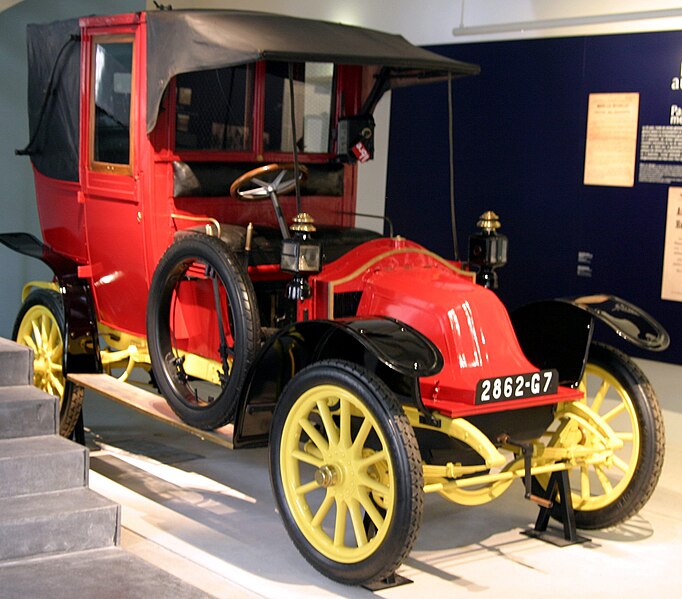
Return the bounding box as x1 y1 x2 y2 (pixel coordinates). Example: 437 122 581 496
662 186 682 302
584 93 640 187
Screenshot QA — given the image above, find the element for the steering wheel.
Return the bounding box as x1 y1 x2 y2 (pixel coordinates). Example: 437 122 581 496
230 163 309 201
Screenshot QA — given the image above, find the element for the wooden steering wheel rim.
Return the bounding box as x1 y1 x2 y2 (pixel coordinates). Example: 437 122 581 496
229 163 309 201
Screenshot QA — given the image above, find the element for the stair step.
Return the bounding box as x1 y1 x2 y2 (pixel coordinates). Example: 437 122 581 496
0 386 58 439
0 339 32 388
0 546 213 598
0 487 120 561
0 436 87 498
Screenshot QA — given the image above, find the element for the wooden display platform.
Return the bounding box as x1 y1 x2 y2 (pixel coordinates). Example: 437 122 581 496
67 373 234 449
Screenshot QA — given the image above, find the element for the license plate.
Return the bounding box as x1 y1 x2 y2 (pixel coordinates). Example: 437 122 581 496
475 369 558 404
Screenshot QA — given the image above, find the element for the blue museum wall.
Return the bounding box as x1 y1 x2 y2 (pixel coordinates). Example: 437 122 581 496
386 31 682 363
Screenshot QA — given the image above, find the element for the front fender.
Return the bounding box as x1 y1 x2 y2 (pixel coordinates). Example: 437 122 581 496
561 294 669 352
232 316 443 447
510 300 593 387
511 294 670 388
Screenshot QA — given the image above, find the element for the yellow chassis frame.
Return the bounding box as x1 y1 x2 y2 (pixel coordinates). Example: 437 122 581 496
405 399 624 506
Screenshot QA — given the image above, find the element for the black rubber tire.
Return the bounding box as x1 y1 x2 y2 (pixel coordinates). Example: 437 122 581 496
147 234 260 429
534 342 665 529
269 359 424 586
12 288 84 438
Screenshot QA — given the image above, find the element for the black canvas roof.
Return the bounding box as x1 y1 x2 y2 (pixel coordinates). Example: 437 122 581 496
146 10 479 131
25 10 479 182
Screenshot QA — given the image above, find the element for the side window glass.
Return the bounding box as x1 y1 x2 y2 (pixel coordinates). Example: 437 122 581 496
92 40 133 167
264 62 334 153
175 65 254 151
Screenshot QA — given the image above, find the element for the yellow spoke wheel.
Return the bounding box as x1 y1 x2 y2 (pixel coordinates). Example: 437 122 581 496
12 289 84 437
270 360 423 586
536 343 664 529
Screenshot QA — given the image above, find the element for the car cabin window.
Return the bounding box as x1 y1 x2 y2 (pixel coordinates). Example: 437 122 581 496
175 65 254 151
92 39 133 169
264 62 335 154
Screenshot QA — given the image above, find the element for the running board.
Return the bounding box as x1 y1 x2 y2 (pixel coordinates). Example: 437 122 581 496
68 373 234 449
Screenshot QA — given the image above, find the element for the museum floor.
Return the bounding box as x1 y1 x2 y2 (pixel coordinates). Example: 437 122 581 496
49 358 682 597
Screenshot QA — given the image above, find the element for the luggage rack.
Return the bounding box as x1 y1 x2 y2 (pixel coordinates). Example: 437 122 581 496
67 373 234 449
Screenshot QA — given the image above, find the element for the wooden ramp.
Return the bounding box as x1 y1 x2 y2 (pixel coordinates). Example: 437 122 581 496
68 373 234 449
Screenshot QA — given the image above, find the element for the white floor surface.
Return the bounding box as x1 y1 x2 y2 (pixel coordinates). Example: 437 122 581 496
83 358 682 598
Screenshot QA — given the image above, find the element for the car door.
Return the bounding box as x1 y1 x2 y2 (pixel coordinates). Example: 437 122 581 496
80 20 148 337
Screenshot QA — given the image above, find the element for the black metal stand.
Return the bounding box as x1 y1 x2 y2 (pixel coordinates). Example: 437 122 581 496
522 470 590 547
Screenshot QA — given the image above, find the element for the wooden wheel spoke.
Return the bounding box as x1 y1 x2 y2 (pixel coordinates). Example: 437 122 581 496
359 492 385 531
612 455 631 473
333 498 348 546
580 465 591 500
316 398 339 447
348 499 368 547
31 321 42 347
602 402 626 423
358 449 387 470
616 432 634 443
300 418 329 454
296 479 320 497
48 324 60 351
40 315 49 349
591 380 609 413
339 399 352 448
49 373 65 397
22 334 37 352
359 472 390 496
594 466 614 494
351 417 372 452
311 491 334 528
292 449 323 468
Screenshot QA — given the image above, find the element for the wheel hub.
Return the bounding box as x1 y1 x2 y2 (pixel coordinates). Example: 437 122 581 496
315 464 339 488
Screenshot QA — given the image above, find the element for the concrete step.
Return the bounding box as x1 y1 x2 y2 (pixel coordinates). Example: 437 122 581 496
0 386 58 439
0 546 213 598
0 338 32 388
0 487 120 562
0 436 87 498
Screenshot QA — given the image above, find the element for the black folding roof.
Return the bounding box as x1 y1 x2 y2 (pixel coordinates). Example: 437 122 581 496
25 10 479 181
146 10 479 130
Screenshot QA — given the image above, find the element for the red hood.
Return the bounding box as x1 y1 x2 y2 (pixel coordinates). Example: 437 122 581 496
358 265 537 400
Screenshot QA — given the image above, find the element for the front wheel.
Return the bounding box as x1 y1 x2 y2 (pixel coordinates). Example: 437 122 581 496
269 360 423 586
12 288 84 437
536 342 665 529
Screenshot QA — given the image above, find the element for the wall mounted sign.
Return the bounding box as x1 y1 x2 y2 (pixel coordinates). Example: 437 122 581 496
661 186 682 302
584 92 640 187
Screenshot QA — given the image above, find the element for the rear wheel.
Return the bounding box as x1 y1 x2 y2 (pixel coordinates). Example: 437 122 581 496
269 360 423 585
147 234 260 429
536 342 665 529
12 288 84 437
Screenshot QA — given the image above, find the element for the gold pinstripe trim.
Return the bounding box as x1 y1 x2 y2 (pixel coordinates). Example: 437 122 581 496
326 246 475 317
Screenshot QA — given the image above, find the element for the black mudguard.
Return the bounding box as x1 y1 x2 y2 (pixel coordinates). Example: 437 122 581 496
561 294 670 352
232 316 443 447
511 294 669 388
511 300 593 387
0 232 101 375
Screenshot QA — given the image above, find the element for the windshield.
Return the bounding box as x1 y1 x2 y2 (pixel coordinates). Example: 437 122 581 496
264 62 334 154
175 64 254 151
173 61 335 155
